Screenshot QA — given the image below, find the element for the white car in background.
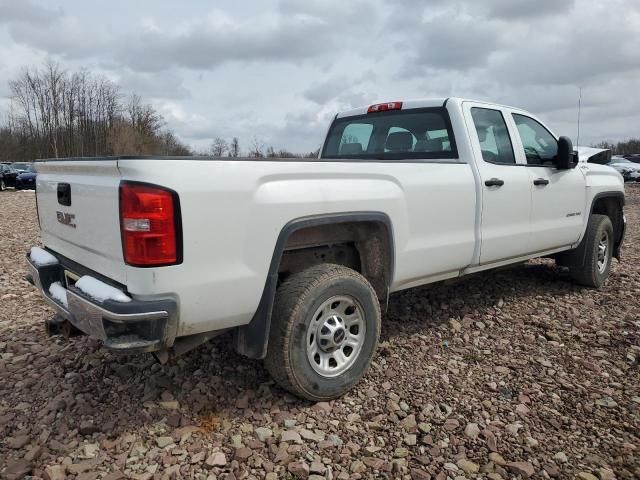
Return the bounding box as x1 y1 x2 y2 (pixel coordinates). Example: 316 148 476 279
609 156 640 182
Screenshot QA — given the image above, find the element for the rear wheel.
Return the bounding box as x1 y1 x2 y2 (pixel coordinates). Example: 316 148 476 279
265 264 381 401
570 214 613 288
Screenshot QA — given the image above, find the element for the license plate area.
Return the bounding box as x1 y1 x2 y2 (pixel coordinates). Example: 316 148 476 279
64 269 80 289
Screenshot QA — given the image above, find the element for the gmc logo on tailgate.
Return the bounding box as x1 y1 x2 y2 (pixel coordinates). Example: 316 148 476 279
56 211 76 228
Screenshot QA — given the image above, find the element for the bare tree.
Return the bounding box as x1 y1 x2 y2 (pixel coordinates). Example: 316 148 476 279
593 139 640 155
210 137 228 157
248 136 265 158
229 137 240 157
277 149 299 158
1 61 190 161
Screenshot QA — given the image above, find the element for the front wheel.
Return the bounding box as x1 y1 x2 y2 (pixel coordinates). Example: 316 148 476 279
570 214 613 288
0 179 5 191
265 264 381 401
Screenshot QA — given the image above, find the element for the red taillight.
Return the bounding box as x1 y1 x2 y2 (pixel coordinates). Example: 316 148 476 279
367 102 403 113
119 182 181 267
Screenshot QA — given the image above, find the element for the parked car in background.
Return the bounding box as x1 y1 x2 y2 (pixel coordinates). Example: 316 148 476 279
0 163 18 190
609 156 640 181
16 164 37 190
622 154 640 164
12 162 31 173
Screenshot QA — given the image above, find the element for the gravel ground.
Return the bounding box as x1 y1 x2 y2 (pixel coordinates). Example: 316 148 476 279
1 187 639 480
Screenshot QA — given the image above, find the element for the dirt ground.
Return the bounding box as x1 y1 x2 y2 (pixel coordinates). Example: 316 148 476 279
1 187 638 480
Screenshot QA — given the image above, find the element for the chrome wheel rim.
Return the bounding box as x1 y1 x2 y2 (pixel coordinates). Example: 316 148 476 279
306 295 365 377
597 230 609 273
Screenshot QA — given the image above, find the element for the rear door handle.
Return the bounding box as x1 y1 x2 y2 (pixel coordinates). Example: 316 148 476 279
485 178 504 187
533 178 550 186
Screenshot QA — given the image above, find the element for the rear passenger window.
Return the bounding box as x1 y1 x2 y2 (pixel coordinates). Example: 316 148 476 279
470 108 515 164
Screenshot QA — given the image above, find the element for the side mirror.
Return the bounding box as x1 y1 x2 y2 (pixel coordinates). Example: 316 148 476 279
556 136 577 169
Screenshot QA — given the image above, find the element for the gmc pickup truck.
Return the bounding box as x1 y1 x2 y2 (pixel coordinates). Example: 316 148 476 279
26 98 625 400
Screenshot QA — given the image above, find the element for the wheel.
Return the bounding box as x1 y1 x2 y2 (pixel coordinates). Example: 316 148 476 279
265 264 381 401
570 214 613 288
0 179 5 191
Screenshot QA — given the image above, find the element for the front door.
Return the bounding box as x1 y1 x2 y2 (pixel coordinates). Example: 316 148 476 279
464 104 533 265
508 112 586 251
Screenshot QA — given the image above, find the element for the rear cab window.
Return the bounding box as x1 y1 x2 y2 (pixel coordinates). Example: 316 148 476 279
321 107 458 160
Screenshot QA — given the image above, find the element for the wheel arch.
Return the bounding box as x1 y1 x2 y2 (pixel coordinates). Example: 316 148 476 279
559 191 625 267
589 191 625 259
234 212 395 359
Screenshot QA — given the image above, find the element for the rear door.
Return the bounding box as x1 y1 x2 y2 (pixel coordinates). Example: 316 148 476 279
507 112 586 250
36 160 126 284
463 102 533 264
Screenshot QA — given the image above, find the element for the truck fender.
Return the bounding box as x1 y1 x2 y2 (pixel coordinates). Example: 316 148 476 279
559 191 625 266
234 212 395 359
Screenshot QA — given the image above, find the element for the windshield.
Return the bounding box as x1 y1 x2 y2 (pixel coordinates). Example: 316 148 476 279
321 107 457 160
23 164 36 172
612 158 632 164
13 163 28 170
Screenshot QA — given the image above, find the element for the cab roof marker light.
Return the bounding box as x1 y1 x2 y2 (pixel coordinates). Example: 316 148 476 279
367 102 403 113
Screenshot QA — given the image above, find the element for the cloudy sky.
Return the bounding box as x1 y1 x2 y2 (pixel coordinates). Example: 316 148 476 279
0 0 639 153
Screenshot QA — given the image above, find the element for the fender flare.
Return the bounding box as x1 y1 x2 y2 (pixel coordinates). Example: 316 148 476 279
589 191 625 257
562 191 625 265
234 212 395 359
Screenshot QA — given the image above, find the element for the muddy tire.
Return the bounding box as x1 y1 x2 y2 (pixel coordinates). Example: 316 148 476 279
264 264 380 401
570 214 613 288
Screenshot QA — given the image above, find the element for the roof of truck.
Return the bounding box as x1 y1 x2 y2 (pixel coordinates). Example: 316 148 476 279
336 97 524 118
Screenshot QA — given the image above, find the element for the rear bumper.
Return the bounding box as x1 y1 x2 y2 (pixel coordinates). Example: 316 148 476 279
26 251 178 352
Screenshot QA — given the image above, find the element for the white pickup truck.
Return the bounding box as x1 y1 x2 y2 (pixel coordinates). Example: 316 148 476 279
27 97 625 400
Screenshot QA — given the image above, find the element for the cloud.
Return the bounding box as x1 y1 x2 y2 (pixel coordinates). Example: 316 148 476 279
1 0 639 152
116 71 190 100
0 0 61 26
304 77 354 104
484 0 576 19
6 1 377 73
413 14 504 71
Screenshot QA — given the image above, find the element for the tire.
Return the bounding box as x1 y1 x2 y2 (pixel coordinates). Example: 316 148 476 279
0 179 5 191
570 214 613 288
265 264 381 401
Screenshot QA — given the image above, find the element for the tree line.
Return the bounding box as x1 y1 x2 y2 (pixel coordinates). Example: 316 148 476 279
0 61 320 162
208 135 318 158
0 62 192 162
592 139 640 155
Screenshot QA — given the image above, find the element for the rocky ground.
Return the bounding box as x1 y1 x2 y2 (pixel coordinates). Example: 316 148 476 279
1 187 639 480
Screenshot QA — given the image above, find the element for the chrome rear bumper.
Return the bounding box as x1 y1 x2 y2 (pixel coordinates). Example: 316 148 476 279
26 251 177 352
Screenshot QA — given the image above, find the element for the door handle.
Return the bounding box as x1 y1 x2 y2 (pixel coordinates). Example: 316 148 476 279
533 178 550 186
485 178 504 187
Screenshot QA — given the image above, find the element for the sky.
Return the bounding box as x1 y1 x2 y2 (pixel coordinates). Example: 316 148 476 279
0 0 639 153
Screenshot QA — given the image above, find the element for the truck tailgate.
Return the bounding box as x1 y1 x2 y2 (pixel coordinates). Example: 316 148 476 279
35 160 126 284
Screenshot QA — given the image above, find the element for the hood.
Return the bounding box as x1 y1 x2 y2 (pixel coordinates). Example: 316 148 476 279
576 146 611 164
17 172 36 179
